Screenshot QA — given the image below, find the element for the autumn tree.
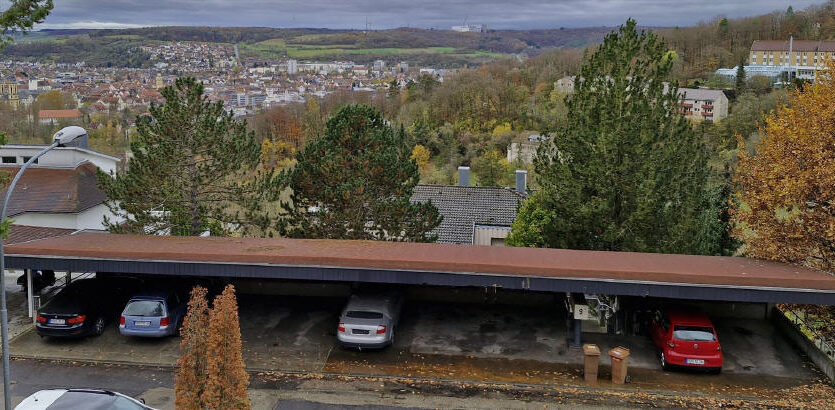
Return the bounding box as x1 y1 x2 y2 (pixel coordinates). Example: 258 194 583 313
175 286 210 410
279 105 442 242
508 19 719 254
733 60 835 271
202 285 250 410
410 144 431 170
735 57 747 94
98 77 280 236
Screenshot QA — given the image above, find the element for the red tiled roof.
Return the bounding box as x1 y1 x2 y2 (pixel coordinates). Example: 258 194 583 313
0 163 107 216
6 233 835 291
37 109 82 119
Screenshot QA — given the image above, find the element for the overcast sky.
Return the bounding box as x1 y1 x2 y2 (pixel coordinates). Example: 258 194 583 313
19 0 822 30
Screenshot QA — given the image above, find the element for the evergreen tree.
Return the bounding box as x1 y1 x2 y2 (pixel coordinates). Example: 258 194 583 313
175 286 210 410
279 105 441 242
202 285 250 410
0 0 53 48
508 19 716 254
735 58 747 94
98 77 280 236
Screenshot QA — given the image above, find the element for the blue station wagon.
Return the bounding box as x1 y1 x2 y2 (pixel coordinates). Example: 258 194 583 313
119 290 186 338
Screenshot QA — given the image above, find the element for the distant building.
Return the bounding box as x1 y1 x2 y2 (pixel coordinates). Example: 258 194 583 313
554 76 575 93
397 62 409 73
287 59 298 75
679 88 729 123
507 134 547 164
731 38 834 82
155 73 164 89
451 24 486 33
373 60 386 73
37 109 82 125
0 83 18 108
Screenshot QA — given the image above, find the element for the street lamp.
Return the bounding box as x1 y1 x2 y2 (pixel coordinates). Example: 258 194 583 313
0 126 88 409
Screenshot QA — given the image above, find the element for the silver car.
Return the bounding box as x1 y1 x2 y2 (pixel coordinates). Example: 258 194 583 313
337 293 402 349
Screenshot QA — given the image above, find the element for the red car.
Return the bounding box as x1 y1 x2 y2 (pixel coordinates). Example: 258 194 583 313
649 309 723 373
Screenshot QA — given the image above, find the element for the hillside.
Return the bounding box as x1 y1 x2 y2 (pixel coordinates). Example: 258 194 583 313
1 26 613 67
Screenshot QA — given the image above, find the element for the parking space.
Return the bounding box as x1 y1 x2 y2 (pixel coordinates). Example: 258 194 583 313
7 282 822 389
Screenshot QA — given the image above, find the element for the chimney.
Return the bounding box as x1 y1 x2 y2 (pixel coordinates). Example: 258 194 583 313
458 166 470 187
515 170 527 194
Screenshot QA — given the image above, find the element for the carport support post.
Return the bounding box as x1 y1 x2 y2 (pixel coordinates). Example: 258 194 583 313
26 269 33 319
573 317 582 347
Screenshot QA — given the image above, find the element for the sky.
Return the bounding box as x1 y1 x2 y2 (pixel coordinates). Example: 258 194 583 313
18 0 823 31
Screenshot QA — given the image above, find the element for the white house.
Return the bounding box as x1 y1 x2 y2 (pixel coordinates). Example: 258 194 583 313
0 144 121 231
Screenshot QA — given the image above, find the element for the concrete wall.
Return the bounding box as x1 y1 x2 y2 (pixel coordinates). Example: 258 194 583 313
473 226 511 246
12 203 113 230
773 309 835 383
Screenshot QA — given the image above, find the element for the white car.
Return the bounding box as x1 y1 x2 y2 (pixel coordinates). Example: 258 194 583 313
337 293 403 349
15 389 155 410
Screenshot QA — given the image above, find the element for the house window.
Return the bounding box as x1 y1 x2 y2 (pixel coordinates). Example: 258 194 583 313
1 156 16 164
21 156 37 164
490 238 506 247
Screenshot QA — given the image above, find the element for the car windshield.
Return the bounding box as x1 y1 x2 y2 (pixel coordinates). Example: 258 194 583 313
123 301 165 317
673 325 715 341
346 311 383 319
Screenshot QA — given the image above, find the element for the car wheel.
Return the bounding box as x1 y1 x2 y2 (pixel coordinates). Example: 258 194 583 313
389 327 396 347
93 317 106 336
660 351 669 371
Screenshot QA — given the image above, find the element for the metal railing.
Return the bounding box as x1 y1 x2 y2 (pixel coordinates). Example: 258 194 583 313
782 306 835 362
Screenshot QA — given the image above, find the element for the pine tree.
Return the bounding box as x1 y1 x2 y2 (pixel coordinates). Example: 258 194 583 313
175 286 210 410
735 57 747 94
279 105 442 242
202 285 250 410
97 77 280 236
508 19 716 254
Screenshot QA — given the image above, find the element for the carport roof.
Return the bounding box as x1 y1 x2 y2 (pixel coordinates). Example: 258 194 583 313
6 232 835 304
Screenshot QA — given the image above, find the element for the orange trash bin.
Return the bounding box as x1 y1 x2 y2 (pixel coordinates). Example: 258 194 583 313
582 344 601 383
609 346 631 384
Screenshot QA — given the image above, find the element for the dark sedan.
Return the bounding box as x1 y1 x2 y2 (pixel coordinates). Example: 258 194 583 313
36 277 143 338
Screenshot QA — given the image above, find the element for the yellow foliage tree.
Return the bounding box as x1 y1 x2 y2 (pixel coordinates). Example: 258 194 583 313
492 122 512 137
174 286 210 410
410 144 430 169
733 61 835 271
202 285 250 409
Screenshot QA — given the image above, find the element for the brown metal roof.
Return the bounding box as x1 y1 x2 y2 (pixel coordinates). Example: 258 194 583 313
0 163 106 216
751 40 835 52
6 233 835 292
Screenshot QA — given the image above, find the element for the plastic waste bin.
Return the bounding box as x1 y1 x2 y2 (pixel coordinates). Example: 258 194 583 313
609 346 631 384
582 344 601 383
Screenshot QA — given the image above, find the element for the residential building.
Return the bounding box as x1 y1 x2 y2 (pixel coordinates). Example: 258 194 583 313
373 60 386 73
287 59 298 75
0 143 121 231
507 133 547 164
38 109 82 125
451 24 486 33
410 167 527 246
679 88 729 123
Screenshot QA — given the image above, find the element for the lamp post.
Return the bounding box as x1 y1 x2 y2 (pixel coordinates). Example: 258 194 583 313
0 126 87 409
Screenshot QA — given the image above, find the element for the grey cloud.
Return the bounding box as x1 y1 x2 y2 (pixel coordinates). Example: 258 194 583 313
38 0 821 30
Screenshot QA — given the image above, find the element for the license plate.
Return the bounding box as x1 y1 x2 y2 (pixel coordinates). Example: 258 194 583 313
352 329 370 335
48 319 65 325
135 321 151 327
686 359 705 365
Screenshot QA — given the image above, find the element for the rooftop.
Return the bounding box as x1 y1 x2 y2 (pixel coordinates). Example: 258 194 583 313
0 162 106 216
6 233 835 303
411 184 526 244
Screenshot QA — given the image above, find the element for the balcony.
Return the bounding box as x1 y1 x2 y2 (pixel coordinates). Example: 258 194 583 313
701 111 713 117
702 104 713 110
682 103 693 108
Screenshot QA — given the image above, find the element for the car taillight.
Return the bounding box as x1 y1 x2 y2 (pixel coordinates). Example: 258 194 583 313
36 315 46 323
120 316 125 325
338 323 345 333
67 315 86 324
160 317 170 327
716 345 722 351
376 325 387 334
667 341 676 348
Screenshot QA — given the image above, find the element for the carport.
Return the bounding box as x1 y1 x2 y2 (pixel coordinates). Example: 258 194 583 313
6 232 835 308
